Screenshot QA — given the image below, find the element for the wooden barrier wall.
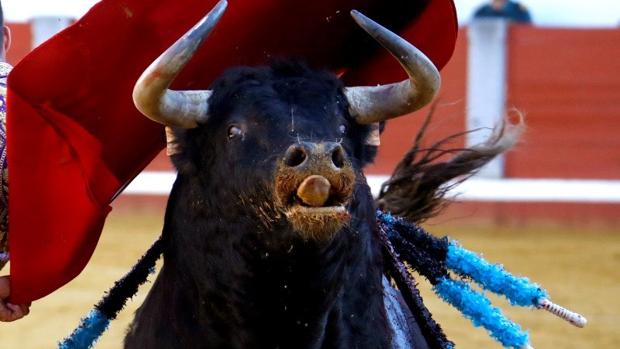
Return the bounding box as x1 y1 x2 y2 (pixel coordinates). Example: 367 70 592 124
6 23 32 65
369 26 620 180
506 26 620 179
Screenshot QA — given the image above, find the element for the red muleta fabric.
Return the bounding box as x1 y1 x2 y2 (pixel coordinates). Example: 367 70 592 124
7 0 457 303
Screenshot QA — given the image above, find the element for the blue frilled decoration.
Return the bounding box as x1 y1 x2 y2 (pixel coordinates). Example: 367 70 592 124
446 242 547 306
433 277 530 349
58 310 109 349
377 211 543 348
58 237 163 349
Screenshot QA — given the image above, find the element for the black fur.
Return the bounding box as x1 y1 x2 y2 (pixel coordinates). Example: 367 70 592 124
96 237 163 319
385 215 449 284
125 61 399 349
379 226 452 349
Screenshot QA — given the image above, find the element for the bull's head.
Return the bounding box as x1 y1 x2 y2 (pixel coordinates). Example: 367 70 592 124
133 0 440 242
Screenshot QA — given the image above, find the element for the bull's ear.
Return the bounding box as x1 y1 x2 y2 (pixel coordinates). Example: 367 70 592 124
166 127 201 175
360 121 385 167
364 122 381 146
166 127 182 156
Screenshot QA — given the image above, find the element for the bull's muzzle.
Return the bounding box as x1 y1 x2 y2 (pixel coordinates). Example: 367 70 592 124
276 142 355 241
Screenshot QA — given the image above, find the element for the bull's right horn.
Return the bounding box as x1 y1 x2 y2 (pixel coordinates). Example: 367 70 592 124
132 0 228 128
345 10 441 125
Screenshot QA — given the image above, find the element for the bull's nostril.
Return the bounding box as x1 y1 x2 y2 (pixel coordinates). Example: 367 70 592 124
285 147 307 167
331 146 345 169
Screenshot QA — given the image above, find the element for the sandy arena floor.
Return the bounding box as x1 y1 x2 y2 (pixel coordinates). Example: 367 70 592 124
0 206 618 348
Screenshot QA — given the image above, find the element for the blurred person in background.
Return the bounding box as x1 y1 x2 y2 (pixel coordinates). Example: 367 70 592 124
0 0 30 322
474 0 532 23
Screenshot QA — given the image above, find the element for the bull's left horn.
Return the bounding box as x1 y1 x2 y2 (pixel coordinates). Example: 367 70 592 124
132 0 228 128
345 10 441 124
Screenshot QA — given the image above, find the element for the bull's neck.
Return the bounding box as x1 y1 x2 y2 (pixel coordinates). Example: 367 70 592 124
160 179 386 347
165 212 354 344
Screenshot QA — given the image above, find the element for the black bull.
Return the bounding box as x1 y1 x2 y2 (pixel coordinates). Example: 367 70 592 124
123 2 509 348
125 60 430 348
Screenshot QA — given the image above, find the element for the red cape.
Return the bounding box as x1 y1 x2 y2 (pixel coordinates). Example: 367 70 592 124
7 0 457 303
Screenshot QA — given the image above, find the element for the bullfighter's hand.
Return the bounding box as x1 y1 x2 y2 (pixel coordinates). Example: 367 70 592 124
0 276 30 322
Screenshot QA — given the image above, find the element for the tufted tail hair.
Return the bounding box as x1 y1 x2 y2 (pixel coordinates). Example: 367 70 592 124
377 104 524 222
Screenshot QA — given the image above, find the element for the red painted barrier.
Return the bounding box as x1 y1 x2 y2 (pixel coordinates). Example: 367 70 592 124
506 27 620 179
6 23 32 65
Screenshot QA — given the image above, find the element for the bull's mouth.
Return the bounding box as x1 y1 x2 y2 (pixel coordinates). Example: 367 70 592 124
276 173 355 242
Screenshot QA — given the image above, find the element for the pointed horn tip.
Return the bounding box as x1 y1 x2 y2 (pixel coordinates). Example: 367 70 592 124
193 0 228 30
197 0 228 27
350 9 371 26
215 0 228 9
213 0 229 14
187 0 228 43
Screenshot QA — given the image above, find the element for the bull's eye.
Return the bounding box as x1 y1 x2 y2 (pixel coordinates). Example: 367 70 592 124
338 124 347 136
228 125 243 140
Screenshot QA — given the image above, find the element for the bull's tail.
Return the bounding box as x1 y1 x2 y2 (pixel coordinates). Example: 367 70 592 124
376 105 524 222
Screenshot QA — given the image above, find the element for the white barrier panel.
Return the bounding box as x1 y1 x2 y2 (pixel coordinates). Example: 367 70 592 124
451 178 620 203
123 172 620 203
123 172 176 196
